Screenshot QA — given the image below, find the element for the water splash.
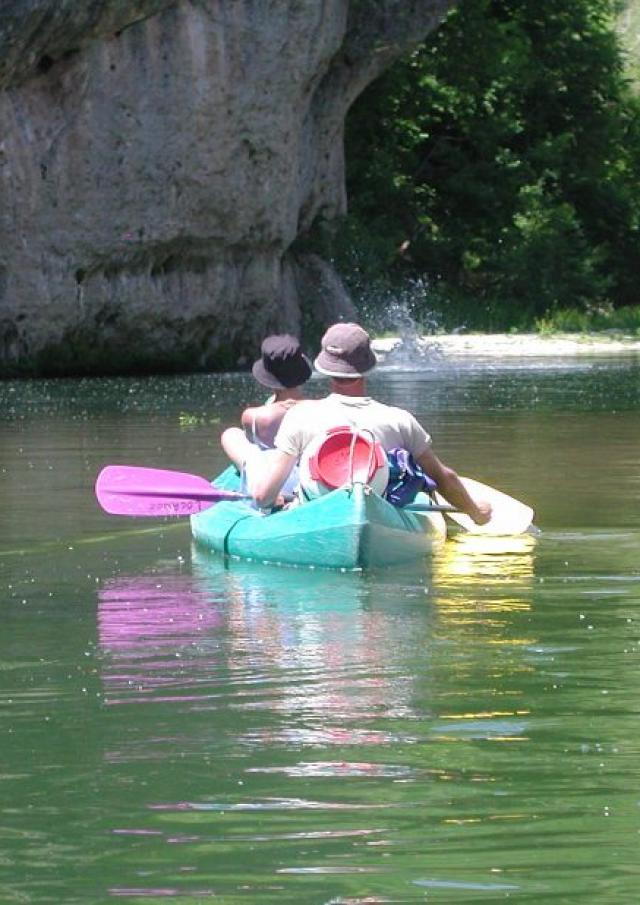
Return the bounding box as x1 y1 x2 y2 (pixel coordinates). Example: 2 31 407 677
351 276 448 368
380 299 443 369
358 279 443 368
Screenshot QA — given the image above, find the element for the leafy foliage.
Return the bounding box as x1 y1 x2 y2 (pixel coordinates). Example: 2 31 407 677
535 302 640 332
339 0 640 328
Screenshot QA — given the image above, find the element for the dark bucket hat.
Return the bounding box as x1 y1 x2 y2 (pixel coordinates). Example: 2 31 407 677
314 323 377 377
252 334 312 390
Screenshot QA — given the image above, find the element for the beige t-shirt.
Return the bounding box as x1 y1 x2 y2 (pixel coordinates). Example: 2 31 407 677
274 394 431 460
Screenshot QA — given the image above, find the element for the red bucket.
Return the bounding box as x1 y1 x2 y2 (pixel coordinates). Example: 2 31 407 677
308 426 386 490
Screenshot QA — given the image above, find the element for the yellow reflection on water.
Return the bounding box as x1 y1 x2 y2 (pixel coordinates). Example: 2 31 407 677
439 710 530 719
432 530 539 653
434 531 537 587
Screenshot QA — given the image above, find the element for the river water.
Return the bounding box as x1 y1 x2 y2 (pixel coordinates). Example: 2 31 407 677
1 353 639 903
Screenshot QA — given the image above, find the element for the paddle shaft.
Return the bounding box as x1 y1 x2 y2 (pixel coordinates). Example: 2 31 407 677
118 488 250 502
404 503 460 513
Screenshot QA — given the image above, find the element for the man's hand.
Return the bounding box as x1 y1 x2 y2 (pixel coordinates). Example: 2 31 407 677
471 500 492 525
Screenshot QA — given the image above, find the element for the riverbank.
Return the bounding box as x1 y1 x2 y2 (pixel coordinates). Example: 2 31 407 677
372 331 640 358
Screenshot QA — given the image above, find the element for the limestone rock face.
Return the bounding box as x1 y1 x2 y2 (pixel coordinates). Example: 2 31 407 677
0 0 454 375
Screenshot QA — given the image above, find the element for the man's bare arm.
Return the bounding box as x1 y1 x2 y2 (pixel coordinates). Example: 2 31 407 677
250 450 297 509
415 447 492 525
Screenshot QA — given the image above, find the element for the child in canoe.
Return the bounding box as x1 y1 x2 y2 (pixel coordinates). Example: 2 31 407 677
221 334 312 498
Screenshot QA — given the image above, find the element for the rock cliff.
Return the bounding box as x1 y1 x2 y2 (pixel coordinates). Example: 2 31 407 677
0 0 454 375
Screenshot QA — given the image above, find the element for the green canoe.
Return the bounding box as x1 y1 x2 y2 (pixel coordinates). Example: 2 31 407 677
190 466 446 569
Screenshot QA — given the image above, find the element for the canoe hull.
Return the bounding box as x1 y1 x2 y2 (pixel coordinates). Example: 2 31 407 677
191 468 446 569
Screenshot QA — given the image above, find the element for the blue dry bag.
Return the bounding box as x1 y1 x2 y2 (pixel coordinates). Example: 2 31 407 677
384 448 437 507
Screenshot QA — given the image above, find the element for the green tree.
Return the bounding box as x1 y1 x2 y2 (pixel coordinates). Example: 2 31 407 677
341 0 640 327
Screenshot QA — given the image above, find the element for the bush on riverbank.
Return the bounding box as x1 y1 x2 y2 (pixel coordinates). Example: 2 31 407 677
535 303 640 334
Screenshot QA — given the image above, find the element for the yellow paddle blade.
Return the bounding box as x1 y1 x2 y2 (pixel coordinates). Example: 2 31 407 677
435 476 534 536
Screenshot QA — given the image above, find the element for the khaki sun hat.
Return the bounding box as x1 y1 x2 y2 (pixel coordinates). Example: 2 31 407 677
314 322 377 377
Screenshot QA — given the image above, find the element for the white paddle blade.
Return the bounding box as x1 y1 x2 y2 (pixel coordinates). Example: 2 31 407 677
435 477 534 536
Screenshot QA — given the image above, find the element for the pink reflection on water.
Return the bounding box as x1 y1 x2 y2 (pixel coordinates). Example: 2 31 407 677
148 798 390 812
98 574 226 708
99 575 222 652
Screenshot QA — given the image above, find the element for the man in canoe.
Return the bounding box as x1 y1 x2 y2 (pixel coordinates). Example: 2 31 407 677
221 333 312 497
250 322 492 525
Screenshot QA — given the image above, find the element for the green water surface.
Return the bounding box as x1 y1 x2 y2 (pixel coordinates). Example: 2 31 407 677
1 355 639 903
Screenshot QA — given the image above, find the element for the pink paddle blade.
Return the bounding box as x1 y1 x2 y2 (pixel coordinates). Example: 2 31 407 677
95 465 247 517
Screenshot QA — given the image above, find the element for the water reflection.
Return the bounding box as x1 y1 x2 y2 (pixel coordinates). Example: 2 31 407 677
93 546 551 900
435 531 537 585
427 532 539 749
98 558 393 728
433 531 537 630
98 574 223 653
98 536 540 759
432 532 537 626
98 563 438 786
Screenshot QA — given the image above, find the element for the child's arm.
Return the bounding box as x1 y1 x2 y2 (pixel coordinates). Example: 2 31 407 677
242 401 292 448
241 404 278 445
241 405 262 434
